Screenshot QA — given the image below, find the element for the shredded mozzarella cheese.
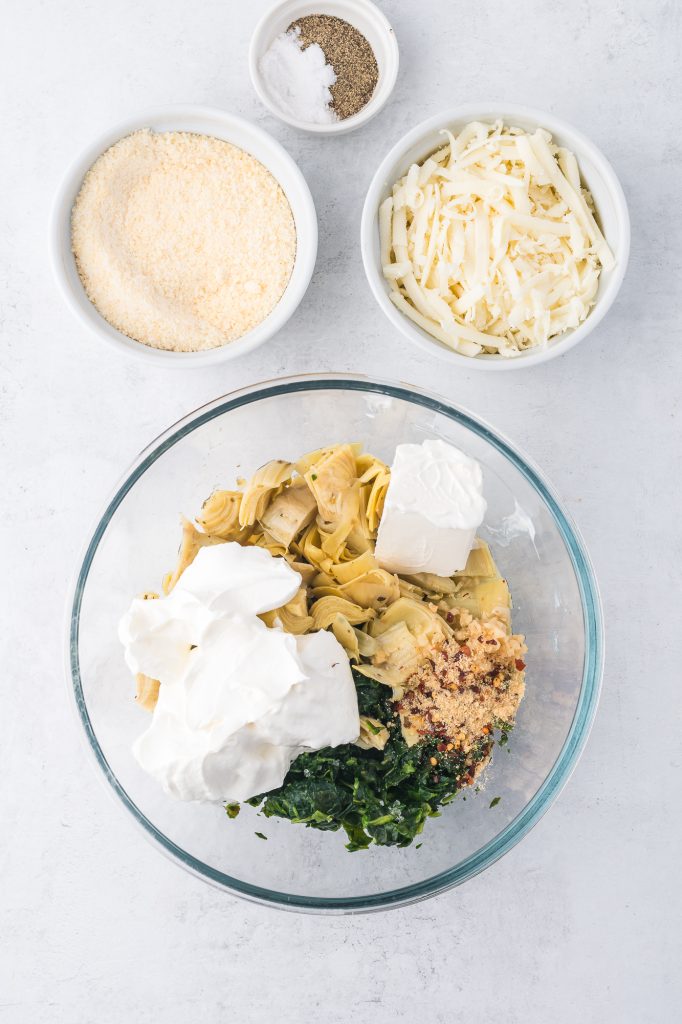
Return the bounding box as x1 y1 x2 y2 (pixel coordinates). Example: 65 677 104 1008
380 121 615 357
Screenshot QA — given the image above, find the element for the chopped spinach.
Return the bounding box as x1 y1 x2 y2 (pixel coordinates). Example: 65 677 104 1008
354 672 393 720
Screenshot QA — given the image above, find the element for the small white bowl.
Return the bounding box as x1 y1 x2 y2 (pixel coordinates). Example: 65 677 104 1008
249 0 399 135
50 105 318 366
361 104 630 370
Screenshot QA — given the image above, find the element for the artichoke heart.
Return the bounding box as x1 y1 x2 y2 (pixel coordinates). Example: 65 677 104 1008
196 490 248 541
331 613 361 662
318 501 359 559
309 595 375 631
370 596 446 646
247 528 288 559
259 478 317 547
365 470 390 534
356 597 448 692
305 444 358 522
330 549 377 584
295 524 334 576
355 717 390 750
403 571 460 596
239 460 294 527
260 587 313 635
290 560 317 586
356 621 424 689
355 452 389 481
340 568 400 611
163 517 225 593
444 578 511 628
454 540 499 578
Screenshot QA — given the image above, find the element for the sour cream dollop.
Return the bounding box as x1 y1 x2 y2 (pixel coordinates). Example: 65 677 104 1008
119 543 360 803
375 440 487 575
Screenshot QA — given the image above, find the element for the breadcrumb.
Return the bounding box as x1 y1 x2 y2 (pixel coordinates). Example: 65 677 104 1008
397 612 526 754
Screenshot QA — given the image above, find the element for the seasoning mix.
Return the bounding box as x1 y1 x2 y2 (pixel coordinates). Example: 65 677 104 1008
259 14 378 124
396 612 527 756
292 15 378 120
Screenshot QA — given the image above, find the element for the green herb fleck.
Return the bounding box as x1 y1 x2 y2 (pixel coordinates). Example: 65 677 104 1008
489 796 501 808
494 719 514 747
255 831 268 840
225 802 240 819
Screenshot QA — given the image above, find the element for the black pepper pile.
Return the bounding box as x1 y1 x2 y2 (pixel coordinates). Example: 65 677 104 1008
290 14 379 120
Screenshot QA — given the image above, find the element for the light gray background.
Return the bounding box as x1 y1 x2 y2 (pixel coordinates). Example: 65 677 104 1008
1 1 680 1021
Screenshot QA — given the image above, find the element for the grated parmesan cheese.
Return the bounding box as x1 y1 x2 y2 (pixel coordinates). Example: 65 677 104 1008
71 130 296 352
380 121 615 358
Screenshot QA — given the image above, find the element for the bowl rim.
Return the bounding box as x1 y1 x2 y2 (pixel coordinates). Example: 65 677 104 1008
248 0 399 135
66 373 604 913
49 104 318 366
360 102 631 370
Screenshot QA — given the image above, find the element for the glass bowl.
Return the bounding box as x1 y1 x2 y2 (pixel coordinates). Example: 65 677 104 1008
68 375 603 913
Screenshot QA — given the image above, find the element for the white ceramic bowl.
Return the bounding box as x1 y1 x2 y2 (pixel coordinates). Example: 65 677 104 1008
249 0 399 135
361 104 630 370
50 105 318 366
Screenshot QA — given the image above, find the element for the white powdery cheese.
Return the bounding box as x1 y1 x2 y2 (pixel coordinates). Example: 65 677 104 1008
119 544 360 803
71 130 296 352
375 440 487 576
259 28 338 125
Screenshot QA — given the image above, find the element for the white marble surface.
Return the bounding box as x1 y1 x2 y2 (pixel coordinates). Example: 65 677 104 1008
1 0 680 1020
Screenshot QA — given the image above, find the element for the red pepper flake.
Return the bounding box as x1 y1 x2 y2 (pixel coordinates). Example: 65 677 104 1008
437 742 447 752
461 644 472 656
515 659 526 671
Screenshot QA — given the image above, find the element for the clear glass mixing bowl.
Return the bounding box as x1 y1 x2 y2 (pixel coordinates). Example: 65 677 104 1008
68 375 603 913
